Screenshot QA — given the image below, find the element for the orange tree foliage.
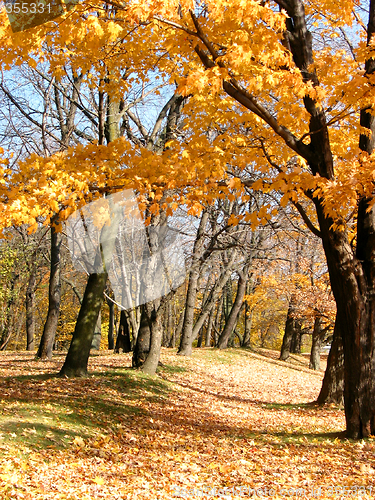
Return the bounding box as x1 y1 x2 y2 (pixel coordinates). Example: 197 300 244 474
0 0 368 229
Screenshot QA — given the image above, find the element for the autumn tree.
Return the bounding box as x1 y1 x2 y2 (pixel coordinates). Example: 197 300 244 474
135 0 375 439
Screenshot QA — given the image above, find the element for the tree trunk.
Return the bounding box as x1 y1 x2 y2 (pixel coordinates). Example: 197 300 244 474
132 305 151 368
309 316 326 370
190 251 237 340
170 307 183 348
107 298 115 350
213 297 223 346
91 310 102 350
129 307 140 349
59 80 121 377
60 183 122 376
315 199 372 437
115 310 132 353
26 261 37 351
162 300 172 347
196 322 205 347
290 319 302 354
59 272 107 377
178 211 208 355
217 264 249 349
316 320 344 405
37 222 62 359
142 300 164 375
242 304 253 348
0 272 18 351
279 298 296 361
205 305 215 347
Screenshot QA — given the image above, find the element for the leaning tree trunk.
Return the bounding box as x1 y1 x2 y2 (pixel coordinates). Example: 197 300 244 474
91 310 102 350
217 264 249 349
60 272 107 377
178 211 209 356
190 251 237 341
316 319 344 405
59 177 123 376
37 222 62 359
204 305 215 347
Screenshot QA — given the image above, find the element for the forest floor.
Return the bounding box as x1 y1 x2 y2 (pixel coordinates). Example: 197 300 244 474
0 348 374 499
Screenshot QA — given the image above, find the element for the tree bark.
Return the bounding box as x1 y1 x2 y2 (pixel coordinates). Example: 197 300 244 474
196 322 205 347
142 300 164 375
162 300 173 347
0 272 18 351
115 310 132 353
279 298 296 361
309 316 328 371
316 320 344 405
190 251 237 340
91 310 102 350
107 298 115 350
290 319 302 354
37 222 62 359
178 211 208 355
60 272 107 377
60 172 122 376
242 305 253 348
204 305 215 347
132 304 151 368
213 296 223 345
26 260 37 351
316 200 375 436
129 307 140 349
217 264 249 349
282 0 375 437
170 307 184 348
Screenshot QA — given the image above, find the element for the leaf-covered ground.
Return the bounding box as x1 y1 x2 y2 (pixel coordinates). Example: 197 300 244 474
0 348 374 499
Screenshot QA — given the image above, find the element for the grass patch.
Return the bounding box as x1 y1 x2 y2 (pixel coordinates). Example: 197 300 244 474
158 363 188 375
0 365 174 456
191 347 252 364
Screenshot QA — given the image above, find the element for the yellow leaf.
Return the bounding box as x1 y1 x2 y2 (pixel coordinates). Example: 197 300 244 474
207 462 218 469
219 464 232 473
73 436 85 448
